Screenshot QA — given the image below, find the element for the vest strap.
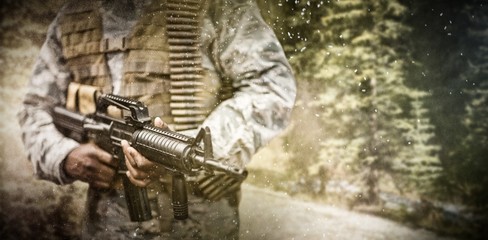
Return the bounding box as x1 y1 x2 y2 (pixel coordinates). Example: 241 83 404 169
100 37 127 52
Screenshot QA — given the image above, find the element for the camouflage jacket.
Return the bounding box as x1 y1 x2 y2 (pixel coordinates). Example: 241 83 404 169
18 0 296 185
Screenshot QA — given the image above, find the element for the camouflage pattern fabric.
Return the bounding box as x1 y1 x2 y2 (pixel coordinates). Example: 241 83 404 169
18 0 296 238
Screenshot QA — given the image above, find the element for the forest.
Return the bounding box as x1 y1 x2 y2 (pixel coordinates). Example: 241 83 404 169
255 0 487 236
1 0 487 239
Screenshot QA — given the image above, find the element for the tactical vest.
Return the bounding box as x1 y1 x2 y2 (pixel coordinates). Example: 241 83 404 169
59 0 224 131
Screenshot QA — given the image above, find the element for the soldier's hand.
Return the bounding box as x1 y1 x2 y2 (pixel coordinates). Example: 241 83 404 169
122 117 169 187
64 142 117 189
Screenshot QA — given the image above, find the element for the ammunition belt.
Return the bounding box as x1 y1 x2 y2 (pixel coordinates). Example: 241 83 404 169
167 0 207 131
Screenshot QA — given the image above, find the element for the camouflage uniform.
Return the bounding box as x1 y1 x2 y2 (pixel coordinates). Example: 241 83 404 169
18 0 296 239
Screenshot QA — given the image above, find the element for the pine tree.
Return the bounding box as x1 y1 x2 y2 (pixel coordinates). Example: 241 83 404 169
258 1 445 202
401 0 476 203
284 0 442 202
392 95 442 196
456 0 488 207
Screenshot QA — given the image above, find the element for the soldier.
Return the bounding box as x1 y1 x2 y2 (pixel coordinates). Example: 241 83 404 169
18 0 296 239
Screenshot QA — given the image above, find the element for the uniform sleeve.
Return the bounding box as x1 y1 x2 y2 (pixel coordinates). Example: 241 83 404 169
17 15 79 185
203 0 297 167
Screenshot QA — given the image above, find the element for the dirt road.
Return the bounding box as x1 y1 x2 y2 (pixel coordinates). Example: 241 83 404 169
239 184 453 240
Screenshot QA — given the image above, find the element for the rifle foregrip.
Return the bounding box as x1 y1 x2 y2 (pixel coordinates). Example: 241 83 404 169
172 173 188 220
122 175 152 222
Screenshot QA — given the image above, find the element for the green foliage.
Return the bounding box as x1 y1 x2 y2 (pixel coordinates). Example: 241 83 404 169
260 1 487 235
261 0 444 203
318 0 441 202
400 1 488 221
400 0 475 201
259 2 487 235
453 1 488 208
392 97 442 196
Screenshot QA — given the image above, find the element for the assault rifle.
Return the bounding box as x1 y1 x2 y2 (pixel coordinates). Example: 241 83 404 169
53 94 247 222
